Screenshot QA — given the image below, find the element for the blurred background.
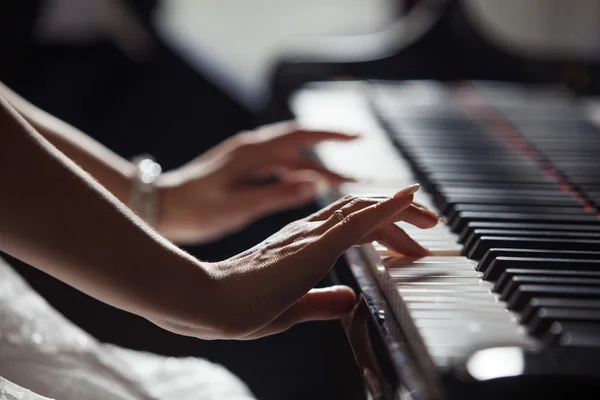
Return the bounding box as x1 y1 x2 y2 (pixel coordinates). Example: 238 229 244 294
1 1 600 399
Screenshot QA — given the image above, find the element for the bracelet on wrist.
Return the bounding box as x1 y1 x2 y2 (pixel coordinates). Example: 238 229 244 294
130 154 161 226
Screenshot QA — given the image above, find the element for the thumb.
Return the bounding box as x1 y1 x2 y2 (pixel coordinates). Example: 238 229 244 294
285 286 357 322
240 286 356 339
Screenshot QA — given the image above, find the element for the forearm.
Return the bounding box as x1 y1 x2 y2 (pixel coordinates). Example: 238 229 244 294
0 95 217 336
0 81 135 203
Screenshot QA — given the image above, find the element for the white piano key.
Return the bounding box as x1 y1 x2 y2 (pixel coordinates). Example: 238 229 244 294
395 287 493 295
401 295 502 304
381 256 475 264
391 278 485 286
406 302 504 311
385 266 481 273
411 309 515 320
389 270 482 278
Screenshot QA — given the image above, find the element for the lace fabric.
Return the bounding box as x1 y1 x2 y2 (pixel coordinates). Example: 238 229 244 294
0 257 255 400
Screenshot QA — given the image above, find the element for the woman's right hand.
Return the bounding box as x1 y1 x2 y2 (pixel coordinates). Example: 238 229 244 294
195 183 438 340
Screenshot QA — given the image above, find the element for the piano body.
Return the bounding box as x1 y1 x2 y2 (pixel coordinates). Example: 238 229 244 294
274 1 600 399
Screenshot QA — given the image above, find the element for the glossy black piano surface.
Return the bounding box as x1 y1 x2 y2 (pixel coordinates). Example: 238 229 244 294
290 80 600 399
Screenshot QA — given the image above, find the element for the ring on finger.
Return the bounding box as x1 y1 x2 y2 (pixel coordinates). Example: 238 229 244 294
333 209 346 222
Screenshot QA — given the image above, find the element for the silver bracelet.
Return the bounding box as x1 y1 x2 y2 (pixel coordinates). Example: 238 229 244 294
130 154 162 226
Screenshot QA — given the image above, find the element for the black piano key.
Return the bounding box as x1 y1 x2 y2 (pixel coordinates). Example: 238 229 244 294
451 212 600 234
419 163 538 175
521 298 600 326
428 172 553 184
446 203 586 221
390 117 484 132
527 308 600 337
467 236 600 261
441 195 581 215
460 222 600 244
477 248 600 273
438 182 561 193
431 182 562 197
449 205 591 226
544 321 600 347
500 276 600 302
507 285 600 312
416 159 539 171
494 269 600 296
463 230 600 257
483 257 600 282
440 187 569 198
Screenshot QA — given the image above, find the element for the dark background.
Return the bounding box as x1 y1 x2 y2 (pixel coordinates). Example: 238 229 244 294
2 1 600 399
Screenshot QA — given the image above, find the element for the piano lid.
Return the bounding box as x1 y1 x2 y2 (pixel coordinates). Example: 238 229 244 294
462 0 600 63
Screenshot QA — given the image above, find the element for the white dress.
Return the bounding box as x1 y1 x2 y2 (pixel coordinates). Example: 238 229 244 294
0 257 256 400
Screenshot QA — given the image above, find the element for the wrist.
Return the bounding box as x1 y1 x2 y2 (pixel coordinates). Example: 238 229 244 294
129 154 161 226
153 170 186 239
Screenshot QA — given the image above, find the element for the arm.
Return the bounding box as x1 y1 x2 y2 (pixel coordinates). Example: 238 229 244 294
0 81 364 243
0 93 437 339
0 94 219 336
0 81 135 203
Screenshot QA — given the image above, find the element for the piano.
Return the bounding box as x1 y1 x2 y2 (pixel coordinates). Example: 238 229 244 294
289 79 600 399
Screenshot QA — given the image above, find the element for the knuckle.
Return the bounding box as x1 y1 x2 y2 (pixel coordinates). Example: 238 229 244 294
339 212 361 228
343 197 372 211
340 194 355 203
232 131 256 148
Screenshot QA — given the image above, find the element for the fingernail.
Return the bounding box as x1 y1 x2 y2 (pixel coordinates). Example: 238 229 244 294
394 183 420 198
414 203 446 224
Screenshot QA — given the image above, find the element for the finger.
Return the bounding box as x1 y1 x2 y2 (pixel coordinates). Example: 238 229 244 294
240 286 356 340
396 204 440 229
260 121 359 148
235 180 317 217
314 198 438 229
375 224 433 257
277 159 355 184
412 202 448 224
252 158 354 185
316 201 440 236
308 194 359 221
321 184 420 253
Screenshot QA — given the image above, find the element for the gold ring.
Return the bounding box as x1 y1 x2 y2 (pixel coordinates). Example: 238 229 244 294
333 209 345 222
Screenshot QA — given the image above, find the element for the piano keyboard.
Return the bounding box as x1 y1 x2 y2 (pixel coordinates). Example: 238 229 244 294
290 80 600 398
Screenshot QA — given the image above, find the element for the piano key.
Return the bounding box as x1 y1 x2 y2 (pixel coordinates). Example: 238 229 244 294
467 237 600 260
521 298 600 326
477 248 600 273
545 321 600 347
483 257 600 282
451 212 600 234
494 269 600 296
374 242 464 257
463 229 600 256
441 194 582 214
527 308 600 337
406 301 502 311
499 276 600 302
448 205 592 224
460 222 600 244
507 285 600 312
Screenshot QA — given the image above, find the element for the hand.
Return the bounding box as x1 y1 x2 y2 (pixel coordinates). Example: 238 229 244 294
155 121 358 243
205 184 438 339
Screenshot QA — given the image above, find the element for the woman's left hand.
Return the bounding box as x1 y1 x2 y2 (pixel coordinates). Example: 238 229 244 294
199 184 438 340
154 121 358 244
